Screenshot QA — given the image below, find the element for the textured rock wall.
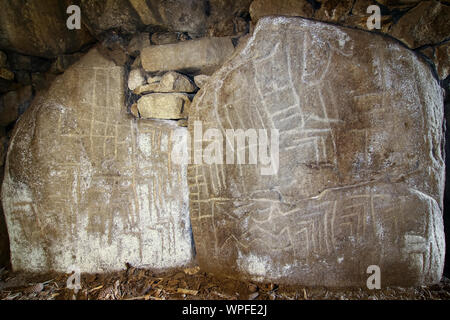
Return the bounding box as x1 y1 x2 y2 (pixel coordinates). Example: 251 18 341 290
187 17 445 286
2 48 194 272
0 0 449 283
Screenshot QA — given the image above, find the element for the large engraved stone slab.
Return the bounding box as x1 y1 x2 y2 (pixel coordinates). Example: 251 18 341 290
2 48 194 273
188 17 445 286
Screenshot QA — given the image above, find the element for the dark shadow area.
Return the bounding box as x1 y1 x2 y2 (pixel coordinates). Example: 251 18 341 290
443 76 450 277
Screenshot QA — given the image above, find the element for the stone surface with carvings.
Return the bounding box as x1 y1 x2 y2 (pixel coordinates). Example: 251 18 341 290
1 47 194 273
188 17 445 287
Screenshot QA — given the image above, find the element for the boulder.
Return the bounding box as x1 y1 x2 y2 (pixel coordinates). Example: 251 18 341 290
134 72 196 94
389 0 450 49
0 0 94 58
129 0 207 35
187 17 445 286
2 47 194 273
141 37 235 75
80 0 143 38
137 93 190 120
130 0 252 36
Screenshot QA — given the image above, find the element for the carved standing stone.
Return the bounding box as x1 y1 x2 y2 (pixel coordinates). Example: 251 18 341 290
188 17 445 286
2 47 194 273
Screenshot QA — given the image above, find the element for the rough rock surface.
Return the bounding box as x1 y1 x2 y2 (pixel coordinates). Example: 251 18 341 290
137 93 190 120
128 69 146 91
0 0 94 58
389 0 450 49
188 17 445 286
134 72 196 94
194 75 210 88
141 37 235 75
2 47 194 273
434 42 450 80
250 0 314 23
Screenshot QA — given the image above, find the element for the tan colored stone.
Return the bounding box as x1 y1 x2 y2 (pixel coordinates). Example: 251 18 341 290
250 0 314 23
389 0 450 49
147 76 162 84
2 47 194 273
128 68 147 91
130 103 139 118
188 17 445 287
137 93 190 120
141 37 235 75
134 72 196 94
194 75 210 88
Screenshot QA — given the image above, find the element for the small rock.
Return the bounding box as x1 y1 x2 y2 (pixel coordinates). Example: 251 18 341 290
250 0 314 23
141 37 235 75
194 74 210 88
134 72 196 94
0 85 33 126
0 68 14 81
128 69 146 91
137 93 190 120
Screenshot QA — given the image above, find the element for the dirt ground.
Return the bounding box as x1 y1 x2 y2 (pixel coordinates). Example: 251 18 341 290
1 265 450 300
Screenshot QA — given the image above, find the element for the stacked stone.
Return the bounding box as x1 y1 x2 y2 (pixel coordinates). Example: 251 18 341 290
126 36 235 122
129 70 196 120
